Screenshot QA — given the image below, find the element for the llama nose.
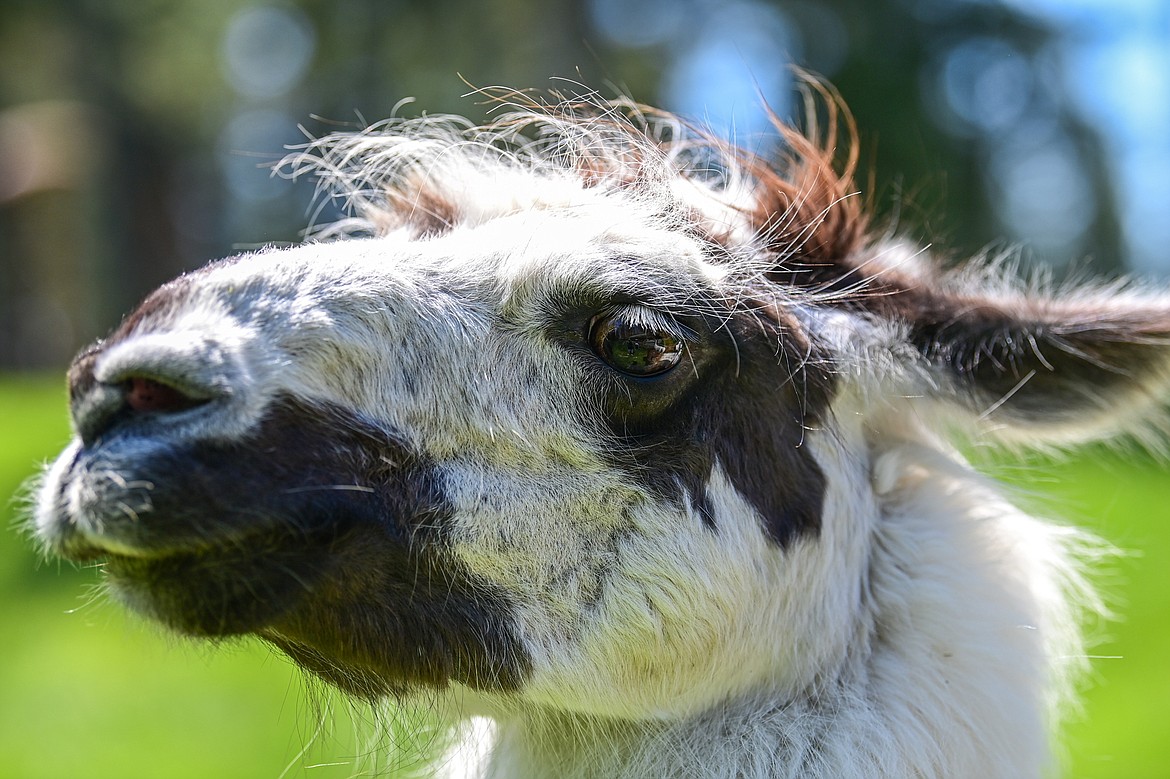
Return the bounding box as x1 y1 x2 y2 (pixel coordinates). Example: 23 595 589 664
122 376 210 414
69 343 218 445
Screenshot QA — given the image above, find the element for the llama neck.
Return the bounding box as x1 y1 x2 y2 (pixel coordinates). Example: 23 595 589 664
473 447 1083 778
485 659 1042 779
486 691 904 779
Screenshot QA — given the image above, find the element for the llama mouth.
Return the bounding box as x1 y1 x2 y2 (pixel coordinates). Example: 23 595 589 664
98 518 533 696
37 391 434 637
47 517 251 565
41 393 532 691
98 524 346 636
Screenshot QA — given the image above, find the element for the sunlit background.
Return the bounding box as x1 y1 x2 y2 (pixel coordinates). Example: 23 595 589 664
2 1 1168 777
2 0 1169 369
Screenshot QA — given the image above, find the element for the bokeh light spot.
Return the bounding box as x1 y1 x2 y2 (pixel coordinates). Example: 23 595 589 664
221 5 316 100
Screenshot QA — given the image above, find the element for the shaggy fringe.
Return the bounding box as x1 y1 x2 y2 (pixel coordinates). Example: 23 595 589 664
277 80 867 269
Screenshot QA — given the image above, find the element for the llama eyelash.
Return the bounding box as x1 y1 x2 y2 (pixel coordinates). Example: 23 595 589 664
590 305 695 343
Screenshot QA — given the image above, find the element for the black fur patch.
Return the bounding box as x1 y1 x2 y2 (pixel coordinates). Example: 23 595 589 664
60 395 530 697
575 301 833 548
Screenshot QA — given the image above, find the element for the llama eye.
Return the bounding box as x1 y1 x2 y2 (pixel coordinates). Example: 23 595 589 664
589 312 684 377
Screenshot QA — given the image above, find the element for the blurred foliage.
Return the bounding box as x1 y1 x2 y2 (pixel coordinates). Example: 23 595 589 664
825 0 1120 264
0 0 1127 369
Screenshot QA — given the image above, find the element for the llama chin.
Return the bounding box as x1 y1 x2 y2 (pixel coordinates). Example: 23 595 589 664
33 86 1170 777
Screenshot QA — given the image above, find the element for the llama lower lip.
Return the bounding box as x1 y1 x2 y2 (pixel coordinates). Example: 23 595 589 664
51 523 195 563
101 530 339 636
49 532 115 563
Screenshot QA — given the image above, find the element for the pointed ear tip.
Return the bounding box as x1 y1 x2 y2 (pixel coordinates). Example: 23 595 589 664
962 358 1170 445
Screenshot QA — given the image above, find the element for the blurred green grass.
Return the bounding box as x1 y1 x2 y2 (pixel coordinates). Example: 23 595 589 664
975 447 1170 778
3 374 1169 777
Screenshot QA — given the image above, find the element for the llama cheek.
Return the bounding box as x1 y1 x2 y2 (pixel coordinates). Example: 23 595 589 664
511 497 784 716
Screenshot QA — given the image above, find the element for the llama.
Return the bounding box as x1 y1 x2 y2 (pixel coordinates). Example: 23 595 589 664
32 88 1170 778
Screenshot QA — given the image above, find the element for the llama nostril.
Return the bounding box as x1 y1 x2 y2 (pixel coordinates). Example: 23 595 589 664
71 373 217 445
123 377 210 414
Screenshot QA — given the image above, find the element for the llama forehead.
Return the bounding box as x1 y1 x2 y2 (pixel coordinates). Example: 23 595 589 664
478 209 730 323
199 204 726 320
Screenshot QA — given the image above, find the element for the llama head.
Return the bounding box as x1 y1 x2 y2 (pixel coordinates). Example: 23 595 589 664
32 94 1170 720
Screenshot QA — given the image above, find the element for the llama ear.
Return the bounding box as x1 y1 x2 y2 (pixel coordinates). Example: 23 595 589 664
901 281 1170 443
